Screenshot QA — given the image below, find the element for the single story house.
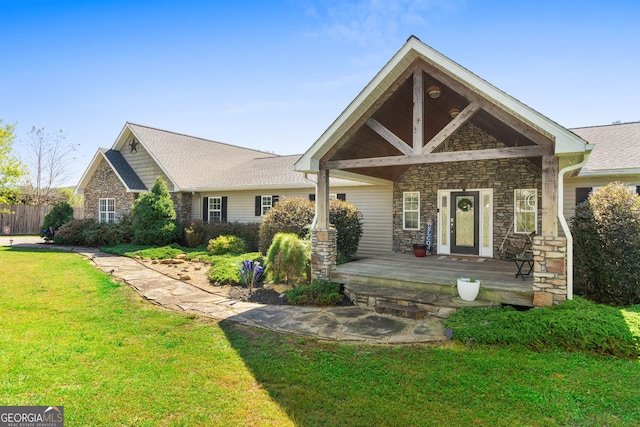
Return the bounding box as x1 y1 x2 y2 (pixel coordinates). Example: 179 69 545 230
76 36 639 306
75 122 393 256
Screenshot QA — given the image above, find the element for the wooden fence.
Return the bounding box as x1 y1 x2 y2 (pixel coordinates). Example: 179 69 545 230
0 204 85 235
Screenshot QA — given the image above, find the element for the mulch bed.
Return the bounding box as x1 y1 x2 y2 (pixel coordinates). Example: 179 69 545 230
226 284 354 306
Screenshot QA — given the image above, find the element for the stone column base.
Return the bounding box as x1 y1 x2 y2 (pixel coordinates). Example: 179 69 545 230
532 236 567 306
311 229 337 281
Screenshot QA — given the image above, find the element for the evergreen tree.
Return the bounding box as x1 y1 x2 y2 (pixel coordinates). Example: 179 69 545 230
132 178 177 245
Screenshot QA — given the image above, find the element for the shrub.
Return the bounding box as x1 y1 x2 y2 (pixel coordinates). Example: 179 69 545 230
265 233 310 286
183 220 205 248
41 201 75 239
132 178 178 246
329 198 363 261
54 216 133 247
444 298 640 359
258 197 314 254
207 235 246 255
571 182 640 306
258 196 364 260
204 221 260 252
284 279 343 306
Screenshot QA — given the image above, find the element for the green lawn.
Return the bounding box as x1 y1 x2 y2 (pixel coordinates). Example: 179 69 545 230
2 247 640 426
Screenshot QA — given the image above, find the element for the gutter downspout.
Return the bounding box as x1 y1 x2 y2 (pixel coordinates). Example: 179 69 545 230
303 173 318 229
557 151 591 300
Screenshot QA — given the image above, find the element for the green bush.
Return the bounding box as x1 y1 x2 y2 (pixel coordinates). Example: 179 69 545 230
204 221 260 252
284 279 343 306
258 196 364 260
183 220 206 247
54 216 133 247
258 197 314 254
571 182 640 306
444 297 640 359
41 201 74 238
265 232 310 286
132 178 178 246
207 252 263 285
329 198 363 261
207 235 246 255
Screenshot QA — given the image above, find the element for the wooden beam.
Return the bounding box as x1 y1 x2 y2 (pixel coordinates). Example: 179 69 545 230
316 167 330 229
326 145 546 169
422 103 480 154
414 59 555 150
320 61 424 166
413 69 424 154
541 155 559 236
366 118 413 156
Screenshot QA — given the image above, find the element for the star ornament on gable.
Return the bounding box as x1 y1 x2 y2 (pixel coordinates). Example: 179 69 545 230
129 138 139 153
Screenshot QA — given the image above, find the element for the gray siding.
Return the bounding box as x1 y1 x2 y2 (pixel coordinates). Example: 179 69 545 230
121 135 174 191
563 176 640 219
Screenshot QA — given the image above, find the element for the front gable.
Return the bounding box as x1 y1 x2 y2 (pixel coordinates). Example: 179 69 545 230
295 36 589 178
112 125 176 191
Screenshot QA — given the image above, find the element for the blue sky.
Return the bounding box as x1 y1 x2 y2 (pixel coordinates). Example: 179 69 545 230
3 0 639 186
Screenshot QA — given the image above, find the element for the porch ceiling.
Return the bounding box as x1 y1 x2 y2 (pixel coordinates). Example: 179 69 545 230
325 68 543 181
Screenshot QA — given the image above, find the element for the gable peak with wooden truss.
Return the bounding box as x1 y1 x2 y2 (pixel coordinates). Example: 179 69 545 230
295 36 590 181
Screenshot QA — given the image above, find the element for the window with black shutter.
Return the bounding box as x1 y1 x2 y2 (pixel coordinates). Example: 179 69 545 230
221 196 228 222
202 197 209 221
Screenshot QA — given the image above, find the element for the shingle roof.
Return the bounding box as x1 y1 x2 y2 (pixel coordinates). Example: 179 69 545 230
193 155 363 190
101 149 147 191
126 123 278 190
571 122 640 174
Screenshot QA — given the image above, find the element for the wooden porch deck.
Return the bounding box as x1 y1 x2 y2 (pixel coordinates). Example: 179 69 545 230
332 253 534 308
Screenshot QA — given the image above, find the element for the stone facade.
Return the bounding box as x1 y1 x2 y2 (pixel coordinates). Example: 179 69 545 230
84 158 193 223
84 158 137 222
311 228 337 280
170 192 192 224
532 236 567 306
393 122 542 256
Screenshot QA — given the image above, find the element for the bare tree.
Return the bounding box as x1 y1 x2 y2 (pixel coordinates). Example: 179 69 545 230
23 126 77 205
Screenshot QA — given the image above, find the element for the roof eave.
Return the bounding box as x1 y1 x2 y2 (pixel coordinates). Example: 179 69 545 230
579 167 640 177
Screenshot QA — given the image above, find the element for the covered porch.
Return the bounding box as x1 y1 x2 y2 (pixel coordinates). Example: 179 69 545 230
333 254 534 309
296 37 590 307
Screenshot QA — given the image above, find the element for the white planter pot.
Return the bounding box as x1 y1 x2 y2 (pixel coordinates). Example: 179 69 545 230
457 278 480 301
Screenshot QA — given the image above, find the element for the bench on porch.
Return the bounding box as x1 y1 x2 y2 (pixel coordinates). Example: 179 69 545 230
499 231 535 280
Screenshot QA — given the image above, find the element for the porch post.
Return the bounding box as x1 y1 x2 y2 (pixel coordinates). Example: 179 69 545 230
412 69 424 154
311 166 337 281
541 155 558 236
533 155 567 306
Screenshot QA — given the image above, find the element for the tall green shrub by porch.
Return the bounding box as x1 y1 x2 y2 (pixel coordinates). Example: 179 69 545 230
265 232 310 286
329 198 363 261
132 178 177 246
258 197 314 254
258 196 363 261
571 182 640 306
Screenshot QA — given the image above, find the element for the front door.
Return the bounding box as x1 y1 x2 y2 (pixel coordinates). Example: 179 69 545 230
450 191 479 255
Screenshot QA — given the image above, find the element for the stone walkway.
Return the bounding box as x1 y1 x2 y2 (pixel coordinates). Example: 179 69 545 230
1 237 448 344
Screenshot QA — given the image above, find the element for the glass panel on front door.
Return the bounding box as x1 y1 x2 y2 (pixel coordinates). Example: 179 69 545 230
450 191 479 255
455 196 475 247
